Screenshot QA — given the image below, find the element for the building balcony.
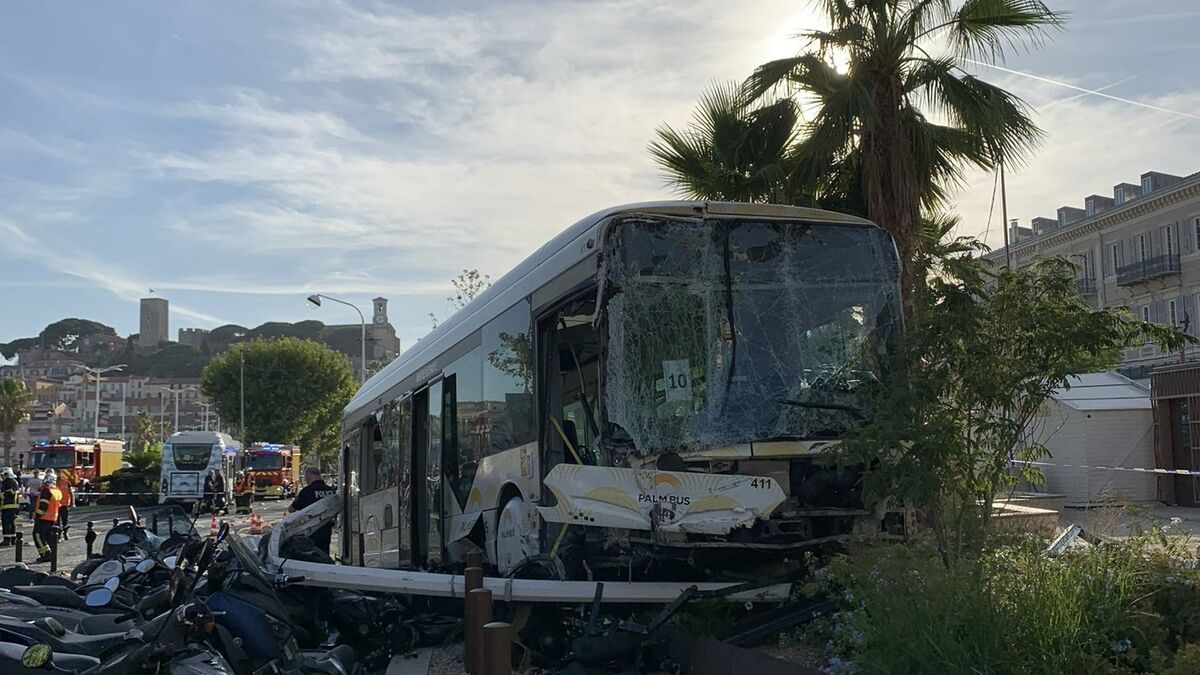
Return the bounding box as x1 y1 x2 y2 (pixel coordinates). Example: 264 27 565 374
1116 253 1180 286
1076 277 1097 296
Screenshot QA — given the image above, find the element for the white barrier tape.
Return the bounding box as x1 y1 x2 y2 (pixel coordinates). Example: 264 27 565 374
1012 459 1200 477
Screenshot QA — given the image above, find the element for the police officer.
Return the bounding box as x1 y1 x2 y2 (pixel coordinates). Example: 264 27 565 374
0 468 19 546
288 467 337 553
33 469 62 563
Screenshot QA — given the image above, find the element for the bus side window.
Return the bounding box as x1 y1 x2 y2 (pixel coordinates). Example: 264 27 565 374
541 295 600 469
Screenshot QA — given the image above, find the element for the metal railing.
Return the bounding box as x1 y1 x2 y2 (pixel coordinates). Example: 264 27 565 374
1116 253 1180 286
1076 277 1097 295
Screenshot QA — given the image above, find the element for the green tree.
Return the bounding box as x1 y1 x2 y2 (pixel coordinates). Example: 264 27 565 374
431 268 492 329
841 254 1189 565
132 411 158 453
126 441 163 475
742 0 1064 309
650 81 803 203
201 338 356 466
0 378 35 466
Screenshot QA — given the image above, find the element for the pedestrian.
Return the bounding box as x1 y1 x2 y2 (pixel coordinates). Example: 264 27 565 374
56 469 74 540
288 467 337 554
33 469 62 563
202 470 215 514
27 470 43 522
213 470 227 514
0 468 20 546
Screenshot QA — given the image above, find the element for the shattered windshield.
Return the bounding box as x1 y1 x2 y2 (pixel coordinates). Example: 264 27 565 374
603 216 900 454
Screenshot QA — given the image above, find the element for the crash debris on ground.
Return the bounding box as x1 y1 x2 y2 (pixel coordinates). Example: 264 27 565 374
0 495 837 674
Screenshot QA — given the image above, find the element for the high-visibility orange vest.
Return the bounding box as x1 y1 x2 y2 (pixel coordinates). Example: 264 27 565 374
35 486 62 523
57 478 74 508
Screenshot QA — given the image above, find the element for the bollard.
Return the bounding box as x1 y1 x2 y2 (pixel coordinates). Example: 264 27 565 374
112 518 119 530
465 565 483 594
85 521 96 558
152 513 160 534
49 526 60 573
13 531 22 563
465 549 483 569
465 587 493 674
167 515 175 536
482 622 512 675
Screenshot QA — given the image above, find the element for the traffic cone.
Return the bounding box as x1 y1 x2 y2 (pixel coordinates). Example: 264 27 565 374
209 514 218 538
250 513 263 536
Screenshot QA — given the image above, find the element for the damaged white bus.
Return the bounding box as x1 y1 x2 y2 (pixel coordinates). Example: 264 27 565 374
340 201 901 581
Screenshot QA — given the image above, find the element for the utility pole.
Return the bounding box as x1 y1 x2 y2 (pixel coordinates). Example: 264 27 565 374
1000 158 1012 270
240 349 246 444
82 365 125 439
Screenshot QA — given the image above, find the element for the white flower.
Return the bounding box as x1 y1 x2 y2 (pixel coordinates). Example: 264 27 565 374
1171 517 1183 525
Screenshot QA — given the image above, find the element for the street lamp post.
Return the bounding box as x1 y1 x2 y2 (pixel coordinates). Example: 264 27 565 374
307 294 367 384
82 365 126 439
198 402 213 431
149 385 197 436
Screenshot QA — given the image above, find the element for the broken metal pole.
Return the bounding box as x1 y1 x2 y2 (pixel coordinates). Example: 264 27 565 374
265 494 794 604
482 622 512 675
466 587 493 674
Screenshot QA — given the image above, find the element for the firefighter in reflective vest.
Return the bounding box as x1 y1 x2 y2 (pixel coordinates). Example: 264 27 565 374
56 469 74 541
0 468 19 546
33 469 62 562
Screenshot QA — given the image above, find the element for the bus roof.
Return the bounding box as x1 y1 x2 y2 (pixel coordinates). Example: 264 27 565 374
344 200 877 427
167 430 239 448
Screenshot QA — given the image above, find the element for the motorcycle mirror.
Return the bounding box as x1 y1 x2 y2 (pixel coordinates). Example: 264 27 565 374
107 532 130 546
127 505 140 525
85 588 113 607
136 559 156 574
20 643 52 669
104 576 120 592
163 555 178 569
217 521 231 543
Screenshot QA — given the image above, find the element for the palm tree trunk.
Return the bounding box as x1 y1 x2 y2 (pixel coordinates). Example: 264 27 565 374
862 71 921 322
1 431 11 467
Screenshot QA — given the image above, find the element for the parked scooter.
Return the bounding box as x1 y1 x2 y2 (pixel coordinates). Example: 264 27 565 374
204 532 355 675
0 533 235 673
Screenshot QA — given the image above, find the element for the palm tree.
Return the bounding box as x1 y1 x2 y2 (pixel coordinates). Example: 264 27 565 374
650 81 806 204
0 378 35 466
742 0 1064 311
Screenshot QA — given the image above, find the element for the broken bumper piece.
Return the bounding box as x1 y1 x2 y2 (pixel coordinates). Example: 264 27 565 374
538 464 786 534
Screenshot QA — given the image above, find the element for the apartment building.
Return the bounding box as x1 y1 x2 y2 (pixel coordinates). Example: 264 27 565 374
988 169 1200 380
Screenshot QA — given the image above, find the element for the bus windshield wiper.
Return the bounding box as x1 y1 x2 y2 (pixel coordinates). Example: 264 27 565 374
777 399 867 421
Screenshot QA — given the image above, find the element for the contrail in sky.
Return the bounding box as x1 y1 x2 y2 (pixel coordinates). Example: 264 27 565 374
964 59 1200 121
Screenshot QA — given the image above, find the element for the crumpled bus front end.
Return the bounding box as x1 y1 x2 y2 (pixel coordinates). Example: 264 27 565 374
535 213 901 580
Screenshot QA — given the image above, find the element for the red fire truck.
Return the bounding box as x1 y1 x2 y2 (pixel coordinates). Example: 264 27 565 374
240 443 302 499
24 437 125 505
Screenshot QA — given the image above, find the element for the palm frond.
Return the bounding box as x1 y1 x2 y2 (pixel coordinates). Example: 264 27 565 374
741 56 808 106
945 0 1066 61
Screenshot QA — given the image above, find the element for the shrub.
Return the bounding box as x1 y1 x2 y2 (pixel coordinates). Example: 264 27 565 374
800 531 1200 674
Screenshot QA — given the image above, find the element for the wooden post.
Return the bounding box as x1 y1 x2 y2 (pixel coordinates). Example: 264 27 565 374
465 565 483 593
465 549 483 569
465 587 493 674
482 622 512 675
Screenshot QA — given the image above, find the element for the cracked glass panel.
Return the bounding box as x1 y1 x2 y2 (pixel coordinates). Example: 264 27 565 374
604 217 900 455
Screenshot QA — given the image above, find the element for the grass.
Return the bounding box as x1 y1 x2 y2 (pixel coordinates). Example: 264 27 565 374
791 526 1200 674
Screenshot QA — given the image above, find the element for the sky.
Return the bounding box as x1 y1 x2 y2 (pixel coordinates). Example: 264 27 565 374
2 0 1198 350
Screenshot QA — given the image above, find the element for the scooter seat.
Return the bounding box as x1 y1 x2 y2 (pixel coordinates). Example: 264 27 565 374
0 616 129 658
11 585 83 610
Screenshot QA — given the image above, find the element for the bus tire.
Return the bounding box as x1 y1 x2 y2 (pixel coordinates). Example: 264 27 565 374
495 493 541 577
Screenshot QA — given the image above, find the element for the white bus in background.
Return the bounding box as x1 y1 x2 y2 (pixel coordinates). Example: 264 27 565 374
160 431 240 506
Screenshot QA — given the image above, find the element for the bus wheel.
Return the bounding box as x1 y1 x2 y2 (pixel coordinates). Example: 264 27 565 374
495 495 540 577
